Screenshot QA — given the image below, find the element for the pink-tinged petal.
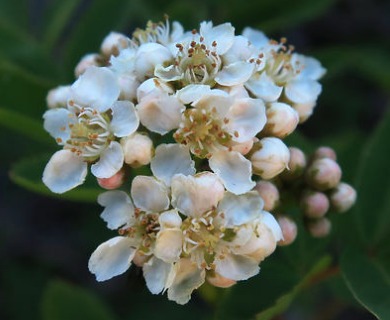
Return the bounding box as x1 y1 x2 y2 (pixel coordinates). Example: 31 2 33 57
88 236 136 281
110 101 139 137
43 150 87 193
215 253 259 281
98 191 135 230
91 141 124 178
70 66 120 112
209 150 255 195
171 173 225 218
131 176 170 213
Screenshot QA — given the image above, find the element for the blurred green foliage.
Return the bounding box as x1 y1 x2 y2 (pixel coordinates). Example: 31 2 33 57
0 0 389 319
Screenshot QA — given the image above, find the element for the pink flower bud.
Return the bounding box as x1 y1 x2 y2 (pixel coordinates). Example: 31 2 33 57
313 146 337 161
277 216 297 246
292 101 316 123
100 32 129 57
263 102 299 138
207 272 236 288
121 133 153 167
307 217 331 238
251 137 290 180
97 169 126 190
306 158 342 191
74 53 101 77
301 191 329 218
282 147 307 180
330 182 357 213
254 181 279 211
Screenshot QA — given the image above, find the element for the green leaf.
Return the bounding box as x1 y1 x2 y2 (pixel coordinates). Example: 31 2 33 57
42 280 117 320
341 247 390 320
256 256 332 320
9 154 101 203
0 108 53 145
354 110 390 246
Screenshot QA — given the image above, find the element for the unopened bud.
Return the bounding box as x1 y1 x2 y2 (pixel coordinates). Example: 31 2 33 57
254 181 279 211
277 216 297 246
121 133 153 167
330 182 357 213
307 217 331 238
46 85 71 109
74 53 100 77
251 137 290 180
301 191 329 218
306 158 342 191
207 272 236 288
263 102 299 138
97 168 126 190
282 147 306 180
100 32 129 57
313 146 337 161
293 101 316 123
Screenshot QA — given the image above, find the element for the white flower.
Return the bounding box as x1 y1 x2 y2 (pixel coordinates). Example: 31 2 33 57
74 54 101 77
250 137 290 180
43 73 139 193
100 31 129 57
46 85 71 109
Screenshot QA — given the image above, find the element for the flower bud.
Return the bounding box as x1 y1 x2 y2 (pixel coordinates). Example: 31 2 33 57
263 102 299 138
121 133 153 167
251 137 290 180
292 101 316 123
306 158 342 191
313 146 337 161
100 32 129 57
307 217 331 238
74 53 101 77
277 216 297 246
330 182 357 213
301 191 329 218
207 272 236 288
46 85 71 109
254 181 279 211
97 168 126 190
282 147 307 180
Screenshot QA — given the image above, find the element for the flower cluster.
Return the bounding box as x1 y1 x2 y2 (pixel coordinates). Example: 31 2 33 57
41 19 352 304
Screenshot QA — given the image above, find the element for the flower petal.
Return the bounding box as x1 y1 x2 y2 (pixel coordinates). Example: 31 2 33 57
154 64 182 82
176 84 211 104
91 141 124 178
215 61 254 86
261 211 283 242
155 228 183 263
131 176 170 213
215 253 259 281
43 150 87 193
70 66 120 112
201 22 235 55
143 257 172 294
98 191 134 230
171 172 225 218
225 98 266 142
218 191 263 227
245 73 283 102
242 27 269 49
209 150 255 195
110 101 139 137
43 108 75 144
167 258 205 305
151 144 195 186
284 79 322 104
88 236 136 281
159 209 182 229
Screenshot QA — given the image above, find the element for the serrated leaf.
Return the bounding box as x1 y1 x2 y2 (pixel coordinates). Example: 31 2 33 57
41 280 117 320
0 108 53 145
256 256 332 320
354 110 390 246
9 154 101 203
341 247 390 320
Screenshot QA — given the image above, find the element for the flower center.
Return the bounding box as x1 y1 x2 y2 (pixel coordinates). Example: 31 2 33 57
119 209 160 254
182 209 226 268
173 107 232 158
175 39 221 86
65 106 113 161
